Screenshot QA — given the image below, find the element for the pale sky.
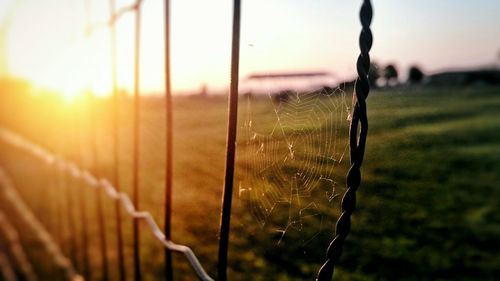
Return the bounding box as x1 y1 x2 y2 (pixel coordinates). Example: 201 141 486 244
0 0 499 96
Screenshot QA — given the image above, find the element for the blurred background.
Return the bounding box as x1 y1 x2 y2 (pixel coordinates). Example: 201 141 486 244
0 0 499 280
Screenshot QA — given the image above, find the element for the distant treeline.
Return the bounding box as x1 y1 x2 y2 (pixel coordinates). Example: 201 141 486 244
331 65 500 95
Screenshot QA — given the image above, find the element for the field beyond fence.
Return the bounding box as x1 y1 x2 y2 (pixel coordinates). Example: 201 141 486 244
1 83 499 280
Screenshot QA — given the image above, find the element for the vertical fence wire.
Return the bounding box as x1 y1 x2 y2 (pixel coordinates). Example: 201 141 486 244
78 177 90 280
316 1 373 280
87 87 110 281
64 171 78 270
96 189 110 281
163 0 174 279
50 116 63 249
217 0 242 280
48 153 61 246
95 184 110 281
81 5 93 279
132 2 143 280
80 4 95 279
109 0 127 280
56 159 66 255
83 2 110 278
60 123 77 268
68 105 89 279
76 113 91 280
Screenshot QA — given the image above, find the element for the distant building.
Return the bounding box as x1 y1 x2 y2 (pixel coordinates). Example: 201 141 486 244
241 71 337 94
427 69 500 86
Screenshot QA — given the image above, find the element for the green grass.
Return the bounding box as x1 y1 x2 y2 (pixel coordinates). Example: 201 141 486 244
0 85 499 280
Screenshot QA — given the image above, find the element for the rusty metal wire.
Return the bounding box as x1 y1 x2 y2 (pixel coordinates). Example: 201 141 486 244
132 1 143 280
163 0 174 279
316 1 373 280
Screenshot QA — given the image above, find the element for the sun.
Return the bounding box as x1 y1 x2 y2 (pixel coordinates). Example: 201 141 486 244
7 35 113 101
6 8 114 101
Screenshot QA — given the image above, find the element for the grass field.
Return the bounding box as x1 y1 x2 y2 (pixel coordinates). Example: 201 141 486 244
0 84 499 280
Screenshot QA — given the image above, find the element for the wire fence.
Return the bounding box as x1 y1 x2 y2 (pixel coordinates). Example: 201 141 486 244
0 0 372 280
0 128 213 280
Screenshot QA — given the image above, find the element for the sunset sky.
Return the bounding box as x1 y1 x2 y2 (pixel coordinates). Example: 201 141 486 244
0 0 499 96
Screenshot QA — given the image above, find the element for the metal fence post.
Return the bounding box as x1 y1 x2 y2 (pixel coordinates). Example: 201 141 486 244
217 0 242 280
132 2 143 280
163 0 174 279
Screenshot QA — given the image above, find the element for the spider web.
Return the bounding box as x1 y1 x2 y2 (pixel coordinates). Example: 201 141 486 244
237 86 351 243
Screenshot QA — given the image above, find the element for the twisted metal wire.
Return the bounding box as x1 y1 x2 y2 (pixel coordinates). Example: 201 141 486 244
317 1 373 280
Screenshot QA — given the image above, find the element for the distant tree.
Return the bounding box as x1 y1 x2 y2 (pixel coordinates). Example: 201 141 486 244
383 64 398 86
368 62 381 88
408 66 424 84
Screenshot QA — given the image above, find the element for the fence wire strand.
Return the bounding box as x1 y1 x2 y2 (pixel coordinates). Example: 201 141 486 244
132 2 143 280
163 0 174 279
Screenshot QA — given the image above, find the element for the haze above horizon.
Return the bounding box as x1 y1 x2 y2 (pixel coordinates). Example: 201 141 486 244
0 0 499 96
